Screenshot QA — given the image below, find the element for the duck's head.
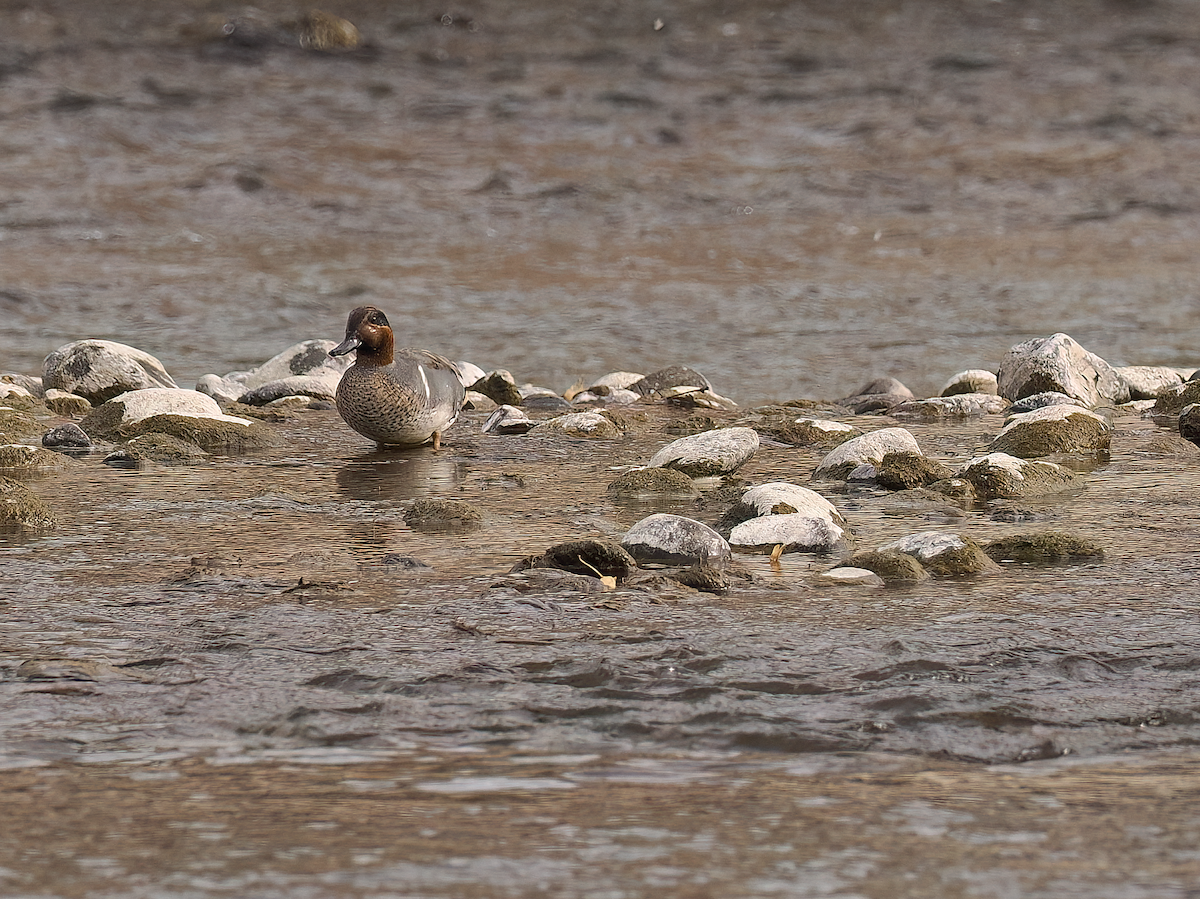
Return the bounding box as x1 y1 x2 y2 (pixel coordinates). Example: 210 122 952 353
330 305 393 364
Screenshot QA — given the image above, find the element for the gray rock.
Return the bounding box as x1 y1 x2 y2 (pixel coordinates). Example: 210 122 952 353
814 427 922 480
647 427 759 476
1180 403 1200 448
729 513 848 554
756 416 860 448
879 531 999 577
989 404 1112 458
571 386 642 405
629 365 712 396
43 339 178 405
108 433 209 466
0 383 35 402
956 452 1080 501
588 371 645 392
818 567 885 587
727 481 844 525
531 411 623 438
83 388 255 429
455 360 486 387
512 539 637 582
621 513 732 568
842 549 928 583
1008 391 1079 415
482 405 535 435
41 424 92 451
238 372 343 405
1116 365 1184 401
940 369 999 397
996 332 1129 407
521 394 573 412
837 377 914 413
892 393 1008 419
1 373 44 398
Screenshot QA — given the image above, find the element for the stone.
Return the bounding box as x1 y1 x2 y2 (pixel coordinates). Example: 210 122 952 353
879 531 1000 577
463 390 497 412
660 387 738 411
298 10 360 50
629 365 712 397
1 373 43 397
814 427 922 480
875 452 956 490
0 476 54 533
196 339 352 406
647 427 759 476
996 332 1129 407
755 416 860 448
41 424 92 451
941 369 999 397
0 444 76 473
726 482 844 524
471 370 523 406
238 373 343 405
43 339 178 405
571 386 642 406
1116 365 1184 401
1008 391 1080 415
0 383 34 402
83 388 253 430
606 467 701 500
836 376 914 413
842 550 928 583
512 539 638 582
455 361 486 388
729 513 848 554
107 433 209 466
892 394 1008 419
956 452 1080 502
0 409 41 442
482 405 535 435
818 567 885 587
531 411 623 438
588 371 645 392
43 388 92 416
1179 403 1200 448
79 390 278 453
989 404 1112 458
1156 381 1200 417
521 394 573 412
983 532 1105 565
404 498 483 534
621 513 732 568
671 562 729 594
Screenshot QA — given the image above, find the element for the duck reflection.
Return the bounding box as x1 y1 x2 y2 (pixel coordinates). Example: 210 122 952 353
334 447 467 503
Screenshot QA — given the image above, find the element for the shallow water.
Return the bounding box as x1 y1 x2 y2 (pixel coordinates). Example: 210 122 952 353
4 0 1200 895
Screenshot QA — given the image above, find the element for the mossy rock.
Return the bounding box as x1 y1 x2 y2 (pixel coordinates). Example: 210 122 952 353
755 417 859 449
116 433 210 466
607 467 701 500
512 538 637 582
0 444 77 474
665 414 719 436
80 406 281 453
876 451 955 490
0 476 54 532
843 550 928 584
917 539 1000 577
0 409 43 443
983 532 1105 565
989 412 1111 458
404 498 483 534
1152 380 1200 416
471 372 522 407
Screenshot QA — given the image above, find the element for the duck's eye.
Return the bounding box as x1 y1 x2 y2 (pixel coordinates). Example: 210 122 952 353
368 312 388 326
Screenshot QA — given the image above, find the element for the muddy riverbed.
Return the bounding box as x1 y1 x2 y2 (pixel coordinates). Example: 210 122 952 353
3 0 1200 895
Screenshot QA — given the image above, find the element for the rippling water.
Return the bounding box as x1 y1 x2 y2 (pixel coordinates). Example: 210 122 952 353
4 0 1200 894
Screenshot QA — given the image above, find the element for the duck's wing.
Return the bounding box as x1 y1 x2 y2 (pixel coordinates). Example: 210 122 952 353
395 348 467 407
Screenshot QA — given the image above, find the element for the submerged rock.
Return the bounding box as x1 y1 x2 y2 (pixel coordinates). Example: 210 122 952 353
989 404 1111 458
957 452 1080 502
813 427 922 480
42 423 92 451
606 467 701 500
879 531 999 577
840 549 928 584
996 332 1129 407
647 426 759 477
621 513 732 568
817 566 885 587
512 539 637 582
836 376 914 414
0 444 77 473
80 389 278 452
107 433 209 466
755 416 860 448
0 476 54 532
983 532 1105 565
404 498 483 534
874 452 955 490
43 339 178 405
892 394 1008 419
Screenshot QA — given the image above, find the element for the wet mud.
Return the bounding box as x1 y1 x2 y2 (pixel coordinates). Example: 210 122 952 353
4 0 1200 894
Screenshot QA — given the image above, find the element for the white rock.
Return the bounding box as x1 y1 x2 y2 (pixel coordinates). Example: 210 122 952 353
241 339 349 389
941 369 999 396
621 513 732 567
572 387 641 405
43 339 177 404
456 360 486 387
819 567 885 586
531 411 621 438
482 404 534 435
1115 365 1184 400
893 394 1008 418
107 388 254 427
729 513 847 554
880 531 968 561
648 427 759 476
737 482 844 524
588 371 644 391
996 332 1128 407
794 417 857 434
814 427 921 478
956 452 1079 500
0 383 33 400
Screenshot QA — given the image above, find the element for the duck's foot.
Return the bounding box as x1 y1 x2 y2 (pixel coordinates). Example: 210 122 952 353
432 431 442 451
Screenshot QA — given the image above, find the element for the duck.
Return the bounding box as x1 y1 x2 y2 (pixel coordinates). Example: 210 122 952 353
328 305 466 449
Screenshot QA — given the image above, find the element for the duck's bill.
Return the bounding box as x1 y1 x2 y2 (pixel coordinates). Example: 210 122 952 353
329 337 361 357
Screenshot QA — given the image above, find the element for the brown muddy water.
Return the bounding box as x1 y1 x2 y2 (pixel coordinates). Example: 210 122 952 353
4 0 1200 896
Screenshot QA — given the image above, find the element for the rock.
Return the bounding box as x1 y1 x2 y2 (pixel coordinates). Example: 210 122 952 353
82 388 252 430
41 424 92 452
1155 381 1200 416
817 567 885 587
194 374 246 405
957 452 1080 501
629 365 712 397
621 513 732 568
672 562 729 594
43 388 92 416
1008 391 1080 415
463 390 497 412
732 481 842 520
729 513 848 554
0 408 42 442
512 539 637 582
1 373 43 397
983 532 1105 565
841 550 928 583
107 433 209 466
659 387 739 411
892 394 1008 419
298 10 360 50
482 405 535 435
471 370 523 406
875 452 955 490
941 369 999 397
571 386 641 406
0 444 76 473
531 411 623 438
238 373 342 406
0 383 34 402
879 531 999 576
996 332 1129 407
647 427 759 476
491 569 606 595
756 416 860 448
836 376 914 413
43 339 178 405
878 487 968 521
79 389 278 452
926 478 977 508
589 371 645 392
195 339 351 406
456 361 486 387
606 467 701 500
0 476 54 532
521 394 573 412
813 427 922 480
665 414 720 436
989 404 1112 458
1181 404 1200 448
403 498 483 534
1116 365 1184 401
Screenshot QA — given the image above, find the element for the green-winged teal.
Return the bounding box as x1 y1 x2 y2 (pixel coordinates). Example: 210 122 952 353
329 305 465 449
